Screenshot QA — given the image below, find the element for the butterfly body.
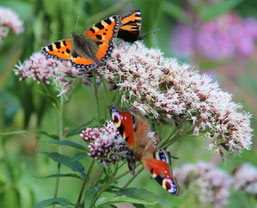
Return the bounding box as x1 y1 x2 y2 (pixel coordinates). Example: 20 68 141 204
42 16 119 70
110 105 178 195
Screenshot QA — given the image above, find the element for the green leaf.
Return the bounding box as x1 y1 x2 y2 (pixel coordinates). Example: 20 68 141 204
133 204 146 208
17 185 35 208
83 186 99 208
0 130 58 139
42 173 82 180
38 139 88 151
41 152 85 177
3 188 19 208
71 153 88 162
32 198 73 208
200 0 242 21
96 188 172 207
66 118 96 137
163 1 190 24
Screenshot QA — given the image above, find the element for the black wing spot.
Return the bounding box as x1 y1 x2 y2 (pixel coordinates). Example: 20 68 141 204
66 48 70 54
96 35 102 40
48 45 53 51
95 22 104 30
104 18 112 25
55 41 61 49
90 28 95 33
154 175 164 186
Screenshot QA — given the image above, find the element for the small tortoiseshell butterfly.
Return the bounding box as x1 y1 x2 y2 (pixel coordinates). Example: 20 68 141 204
42 16 120 70
118 9 145 42
110 105 179 195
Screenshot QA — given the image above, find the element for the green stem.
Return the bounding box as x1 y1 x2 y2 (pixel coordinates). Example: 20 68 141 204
123 166 144 188
77 159 95 206
94 78 100 121
53 95 64 208
160 128 178 148
90 165 119 207
110 169 130 184
102 80 112 103
93 167 104 187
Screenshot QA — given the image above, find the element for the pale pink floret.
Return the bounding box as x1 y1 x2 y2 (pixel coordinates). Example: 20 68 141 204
14 41 253 154
175 162 232 208
81 121 133 165
233 163 257 196
99 41 253 154
14 52 89 95
0 6 23 42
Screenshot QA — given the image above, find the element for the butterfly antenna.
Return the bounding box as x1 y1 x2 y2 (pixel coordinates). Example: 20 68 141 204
50 31 65 34
74 12 80 33
144 28 160 36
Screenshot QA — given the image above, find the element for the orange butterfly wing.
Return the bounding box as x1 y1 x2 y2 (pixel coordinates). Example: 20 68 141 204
118 9 143 42
84 16 120 61
42 39 72 61
42 16 120 69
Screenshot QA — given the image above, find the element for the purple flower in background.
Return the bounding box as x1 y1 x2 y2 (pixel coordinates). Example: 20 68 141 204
175 162 232 208
0 6 24 42
232 163 257 196
171 13 257 60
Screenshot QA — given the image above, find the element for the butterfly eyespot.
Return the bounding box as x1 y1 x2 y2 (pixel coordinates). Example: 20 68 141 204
110 108 121 127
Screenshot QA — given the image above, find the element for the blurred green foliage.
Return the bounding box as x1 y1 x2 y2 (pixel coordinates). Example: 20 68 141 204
0 0 257 207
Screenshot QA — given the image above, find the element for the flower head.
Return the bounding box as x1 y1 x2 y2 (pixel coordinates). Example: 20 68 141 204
97 41 253 155
175 162 232 207
232 163 257 196
14 40 253 155
14 52 91 95
0 6 23 42
81 121 135 166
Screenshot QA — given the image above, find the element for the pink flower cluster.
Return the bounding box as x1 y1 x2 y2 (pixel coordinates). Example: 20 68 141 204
171 13 257 60
14 52 91 94
0 6 24 42
232 163 257 196
81 121 134 165
175 162 232 208
98 41 253 154
15 40 253 155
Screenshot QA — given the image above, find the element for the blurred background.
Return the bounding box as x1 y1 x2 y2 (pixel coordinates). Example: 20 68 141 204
0 0 256 207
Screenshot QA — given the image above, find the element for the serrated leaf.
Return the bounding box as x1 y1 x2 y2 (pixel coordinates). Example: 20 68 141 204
42 173 82 180
200 0 242 21
41 152 85 177
163 1 190 24
38 139 88 151
32 197 73 208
